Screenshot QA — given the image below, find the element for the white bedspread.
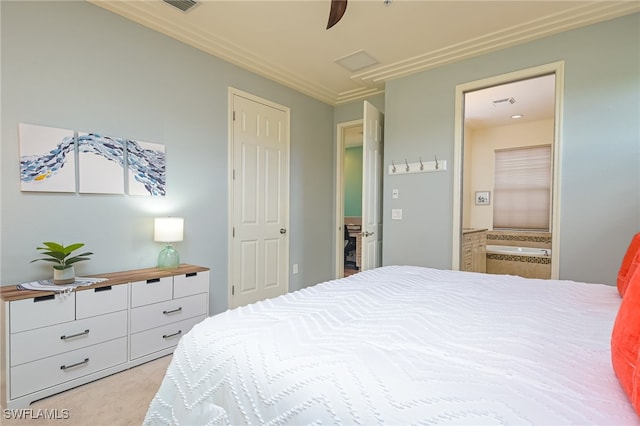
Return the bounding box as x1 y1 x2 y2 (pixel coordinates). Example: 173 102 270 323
144 266 638 425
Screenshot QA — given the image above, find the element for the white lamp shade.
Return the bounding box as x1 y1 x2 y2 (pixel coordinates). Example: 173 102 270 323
154 217 184 242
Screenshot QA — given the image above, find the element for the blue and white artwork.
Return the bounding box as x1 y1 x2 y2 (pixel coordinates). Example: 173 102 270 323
127 139 166 196
19 123 76 192
77 132 125 194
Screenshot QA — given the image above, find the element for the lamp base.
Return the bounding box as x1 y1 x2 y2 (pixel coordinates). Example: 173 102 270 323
158 244 180 269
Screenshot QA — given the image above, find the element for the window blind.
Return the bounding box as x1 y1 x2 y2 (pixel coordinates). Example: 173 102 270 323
493 145 551 230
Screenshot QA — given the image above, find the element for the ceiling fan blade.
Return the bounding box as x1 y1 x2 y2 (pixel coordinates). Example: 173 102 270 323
326 0 347 29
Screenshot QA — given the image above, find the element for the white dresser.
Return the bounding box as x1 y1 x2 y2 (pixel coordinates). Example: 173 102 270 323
1 264 209 409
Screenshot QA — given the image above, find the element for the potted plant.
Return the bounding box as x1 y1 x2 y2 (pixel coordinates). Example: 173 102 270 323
31 242 93 284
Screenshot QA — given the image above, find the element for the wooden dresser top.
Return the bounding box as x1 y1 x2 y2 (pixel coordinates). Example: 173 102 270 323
1 264 209 302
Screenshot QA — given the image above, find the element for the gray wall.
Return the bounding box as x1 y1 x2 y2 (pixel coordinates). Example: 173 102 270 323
2 2 638 306
0 1 335 313
382 13 640 285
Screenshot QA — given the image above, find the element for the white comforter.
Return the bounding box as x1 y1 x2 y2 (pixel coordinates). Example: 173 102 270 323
144 266 638 425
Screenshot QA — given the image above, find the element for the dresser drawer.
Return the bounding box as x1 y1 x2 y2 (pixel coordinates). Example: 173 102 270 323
76 284 128 319
130 315 204 360
174 271 209 299
10 293 75 333
10 310 127 366
10 337 127 399
130 293 207 334
130 277 173 308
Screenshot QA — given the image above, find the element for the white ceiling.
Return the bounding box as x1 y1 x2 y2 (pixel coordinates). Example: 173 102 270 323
465 74 556 129
89 0 638 108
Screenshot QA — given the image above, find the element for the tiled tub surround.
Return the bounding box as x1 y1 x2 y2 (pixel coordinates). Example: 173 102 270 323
486 231 552 279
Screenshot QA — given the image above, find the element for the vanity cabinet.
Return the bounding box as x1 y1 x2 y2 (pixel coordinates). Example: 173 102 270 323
462 229 487 273
1 264 209 409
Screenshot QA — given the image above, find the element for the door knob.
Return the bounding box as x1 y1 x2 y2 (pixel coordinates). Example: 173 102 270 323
364 231 374 237
280 228 287 234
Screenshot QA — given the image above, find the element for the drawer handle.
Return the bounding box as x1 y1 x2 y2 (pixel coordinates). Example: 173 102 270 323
186 272 197 277
61 329 90 340
34 295 55 302
94 286 112 292
60 358 89 370
162 330 182 339
146 278 161 284
162 307 182 315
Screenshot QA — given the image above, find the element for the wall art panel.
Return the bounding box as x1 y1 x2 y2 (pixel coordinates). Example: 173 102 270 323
126 139 166 196
19 123 76 192
77 132 125 194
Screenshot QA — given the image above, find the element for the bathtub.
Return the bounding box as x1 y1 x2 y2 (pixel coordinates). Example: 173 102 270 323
486 245 551 257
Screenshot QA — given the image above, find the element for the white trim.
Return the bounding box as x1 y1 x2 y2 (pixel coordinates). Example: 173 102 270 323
550 63 565 280
335 119 363 279
227 88 234 310
228 87 291 308
452 61 564 279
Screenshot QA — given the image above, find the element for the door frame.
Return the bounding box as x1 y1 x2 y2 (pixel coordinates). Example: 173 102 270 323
335 119 363 278
452 61 564 279
227 87 291 308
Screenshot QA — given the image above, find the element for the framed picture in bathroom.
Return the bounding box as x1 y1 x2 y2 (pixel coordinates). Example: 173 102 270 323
475 191 490 205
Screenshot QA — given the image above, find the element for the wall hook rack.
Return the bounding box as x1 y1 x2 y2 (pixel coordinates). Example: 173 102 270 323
388 157 447 175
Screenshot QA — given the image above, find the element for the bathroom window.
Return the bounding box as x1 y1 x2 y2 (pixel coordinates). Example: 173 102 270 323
493 145 551 230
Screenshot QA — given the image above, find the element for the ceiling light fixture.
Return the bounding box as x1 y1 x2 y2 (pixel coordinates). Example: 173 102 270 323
511 114 524 119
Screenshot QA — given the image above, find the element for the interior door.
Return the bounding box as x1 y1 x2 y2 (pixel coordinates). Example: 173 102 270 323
361 101 383 271
230 91 289 308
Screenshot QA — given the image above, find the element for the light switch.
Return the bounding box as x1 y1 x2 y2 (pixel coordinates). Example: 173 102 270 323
391 209 403 220
392 188 399 199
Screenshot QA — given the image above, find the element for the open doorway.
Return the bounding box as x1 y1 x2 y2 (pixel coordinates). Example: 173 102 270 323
335 120 363 278
452 62 564 279
335 101 384 279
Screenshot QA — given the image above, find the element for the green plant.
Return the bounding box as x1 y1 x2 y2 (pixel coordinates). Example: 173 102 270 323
31 242 93 270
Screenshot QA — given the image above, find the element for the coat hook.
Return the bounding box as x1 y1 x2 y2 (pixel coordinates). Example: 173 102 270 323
405 158 410 172
419 157 424 171
392 160 396 173
435 155 439 170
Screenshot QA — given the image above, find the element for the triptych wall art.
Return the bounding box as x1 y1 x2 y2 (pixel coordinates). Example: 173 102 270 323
19 123 166 196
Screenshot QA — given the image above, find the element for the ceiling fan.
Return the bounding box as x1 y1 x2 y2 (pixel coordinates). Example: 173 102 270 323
327 0 390 29
326 0 347 29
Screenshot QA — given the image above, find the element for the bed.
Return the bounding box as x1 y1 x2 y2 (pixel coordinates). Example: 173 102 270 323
144 265 639 425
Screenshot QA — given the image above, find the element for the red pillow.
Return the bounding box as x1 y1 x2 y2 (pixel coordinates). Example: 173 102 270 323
611 256 640 415
618 232 640 296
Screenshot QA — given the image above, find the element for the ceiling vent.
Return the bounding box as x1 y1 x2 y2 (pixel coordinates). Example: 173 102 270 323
334 50 379 72
492 97 516 107
163 0 198 13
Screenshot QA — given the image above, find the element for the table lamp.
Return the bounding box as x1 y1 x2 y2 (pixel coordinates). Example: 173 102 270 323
154 217 184 268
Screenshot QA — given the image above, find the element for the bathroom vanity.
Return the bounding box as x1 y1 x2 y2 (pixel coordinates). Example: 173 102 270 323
461 228 487 273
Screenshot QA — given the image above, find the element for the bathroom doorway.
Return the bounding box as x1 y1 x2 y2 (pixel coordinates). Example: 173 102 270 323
452 62 565 279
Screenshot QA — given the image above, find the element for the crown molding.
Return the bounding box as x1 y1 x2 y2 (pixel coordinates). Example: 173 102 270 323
90 1 639 106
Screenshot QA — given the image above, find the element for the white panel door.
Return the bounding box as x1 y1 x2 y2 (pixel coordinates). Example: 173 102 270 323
231 91 289 308
361 101 383 271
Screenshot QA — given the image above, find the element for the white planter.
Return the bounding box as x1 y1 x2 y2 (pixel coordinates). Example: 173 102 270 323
53 266 75 285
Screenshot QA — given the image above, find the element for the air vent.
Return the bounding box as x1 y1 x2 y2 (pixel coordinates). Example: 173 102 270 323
334 50 378 72
492 97 516 107
163 0 198 12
